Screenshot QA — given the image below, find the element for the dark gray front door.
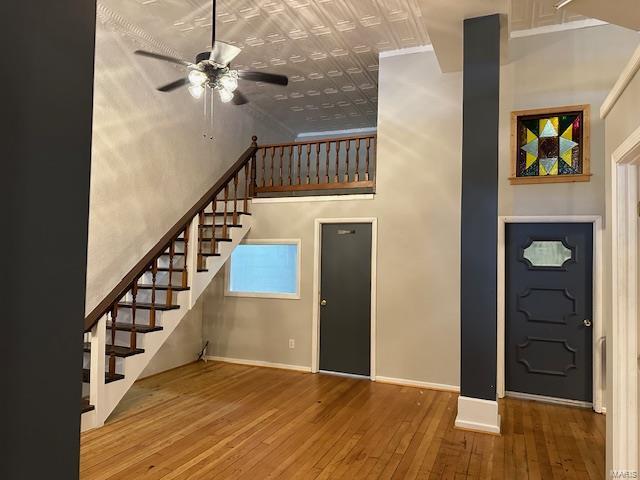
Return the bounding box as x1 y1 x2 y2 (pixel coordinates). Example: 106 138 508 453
319 223 372 377
506 223 593 402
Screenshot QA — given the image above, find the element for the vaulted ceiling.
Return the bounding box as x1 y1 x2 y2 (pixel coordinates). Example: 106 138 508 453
98 0 588 136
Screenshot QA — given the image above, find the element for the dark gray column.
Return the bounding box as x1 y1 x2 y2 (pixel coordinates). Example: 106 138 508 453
460 14 501 401
0 1 96 478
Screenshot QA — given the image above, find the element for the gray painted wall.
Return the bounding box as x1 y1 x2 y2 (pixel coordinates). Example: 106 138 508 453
204 50 464 387
199 25 638 389
603 44 640 474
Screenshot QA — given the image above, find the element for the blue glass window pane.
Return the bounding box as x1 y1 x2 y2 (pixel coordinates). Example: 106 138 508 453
229 244 298 294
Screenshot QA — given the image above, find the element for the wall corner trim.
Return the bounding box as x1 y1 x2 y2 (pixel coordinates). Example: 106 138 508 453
206 356 312 373
601 43 640 119
455 396 501 434
379 45 434 59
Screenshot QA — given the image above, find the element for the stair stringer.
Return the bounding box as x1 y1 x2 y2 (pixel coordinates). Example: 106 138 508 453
82 214 253 431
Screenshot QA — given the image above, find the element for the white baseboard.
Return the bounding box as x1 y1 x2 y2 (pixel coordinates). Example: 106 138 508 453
455 396 501 434
206 355 312 373
374 375 460 393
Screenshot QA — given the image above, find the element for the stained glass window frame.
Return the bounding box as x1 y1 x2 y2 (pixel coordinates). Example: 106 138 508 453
510 104 591 185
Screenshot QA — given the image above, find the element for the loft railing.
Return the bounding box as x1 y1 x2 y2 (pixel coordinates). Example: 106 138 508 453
253 134 376 195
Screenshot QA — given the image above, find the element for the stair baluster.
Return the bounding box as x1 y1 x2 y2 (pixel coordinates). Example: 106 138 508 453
182 227 190 289
355 139 361 182
150 259 158 329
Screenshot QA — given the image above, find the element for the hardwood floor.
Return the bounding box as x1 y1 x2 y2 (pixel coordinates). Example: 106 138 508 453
80 361 605 479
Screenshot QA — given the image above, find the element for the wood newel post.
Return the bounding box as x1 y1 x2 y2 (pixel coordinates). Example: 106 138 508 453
251 135 258 197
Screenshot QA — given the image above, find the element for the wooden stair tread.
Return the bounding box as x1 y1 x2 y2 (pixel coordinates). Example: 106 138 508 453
83 342 145 357
160 252 185 256
152 267 186 272
82 369 124 384
81 397 95 414
200 237 232 242
118 302 180 311
136 284 190 291
107 322 163 333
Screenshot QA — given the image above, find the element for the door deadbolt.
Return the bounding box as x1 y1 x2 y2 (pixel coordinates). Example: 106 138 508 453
320 299 327 306
583 319 592 327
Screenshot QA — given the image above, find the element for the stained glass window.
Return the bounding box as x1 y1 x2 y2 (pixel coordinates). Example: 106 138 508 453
516 111 583 178
523 240 572 268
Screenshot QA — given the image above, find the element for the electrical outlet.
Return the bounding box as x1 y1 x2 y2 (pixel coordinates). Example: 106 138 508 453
289 339 295 349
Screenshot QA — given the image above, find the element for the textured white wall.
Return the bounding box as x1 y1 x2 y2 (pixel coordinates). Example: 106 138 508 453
88 17 292 375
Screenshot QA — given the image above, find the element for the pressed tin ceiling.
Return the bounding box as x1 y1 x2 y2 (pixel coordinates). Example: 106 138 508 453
98 0 587 136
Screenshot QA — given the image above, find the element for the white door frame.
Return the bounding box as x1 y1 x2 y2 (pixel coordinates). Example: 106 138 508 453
311 218 378 378
497 215 604 413
611 124 640 471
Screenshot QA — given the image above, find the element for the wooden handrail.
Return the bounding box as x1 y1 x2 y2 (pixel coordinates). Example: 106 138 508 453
84 136 258 332
258 133 377 149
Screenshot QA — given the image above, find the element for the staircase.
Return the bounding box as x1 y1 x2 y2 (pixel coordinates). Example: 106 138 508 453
80 133 378 432
81 137 258 431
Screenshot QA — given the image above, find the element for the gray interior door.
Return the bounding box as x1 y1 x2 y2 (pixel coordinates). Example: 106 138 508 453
319 223 372 377
506 223 593 402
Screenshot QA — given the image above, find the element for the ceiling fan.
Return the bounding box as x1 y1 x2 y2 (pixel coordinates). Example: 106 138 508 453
133 0 289 105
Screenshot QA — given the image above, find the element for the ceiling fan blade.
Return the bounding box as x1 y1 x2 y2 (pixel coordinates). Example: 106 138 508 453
237 71 289 86
157 78 189 92
134 50 192 67
210 41 242 66
232 90 249 106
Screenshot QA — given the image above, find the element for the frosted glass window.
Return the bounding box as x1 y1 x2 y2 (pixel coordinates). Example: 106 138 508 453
523 241 572 268
228 243 299 297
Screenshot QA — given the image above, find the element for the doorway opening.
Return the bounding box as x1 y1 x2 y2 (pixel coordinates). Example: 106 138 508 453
610 125 640 470
311 218 377 379
497 216 604 413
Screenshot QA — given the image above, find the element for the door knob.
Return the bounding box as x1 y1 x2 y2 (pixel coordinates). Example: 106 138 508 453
583 319 592 327
320 299 327 306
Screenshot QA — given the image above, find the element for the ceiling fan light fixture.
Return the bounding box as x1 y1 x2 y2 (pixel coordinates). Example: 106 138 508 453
219 71 239 92
188 69 208 86
188 85 204 99
218 88 234 103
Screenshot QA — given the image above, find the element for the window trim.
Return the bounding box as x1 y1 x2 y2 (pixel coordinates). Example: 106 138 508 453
224 239 302 300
